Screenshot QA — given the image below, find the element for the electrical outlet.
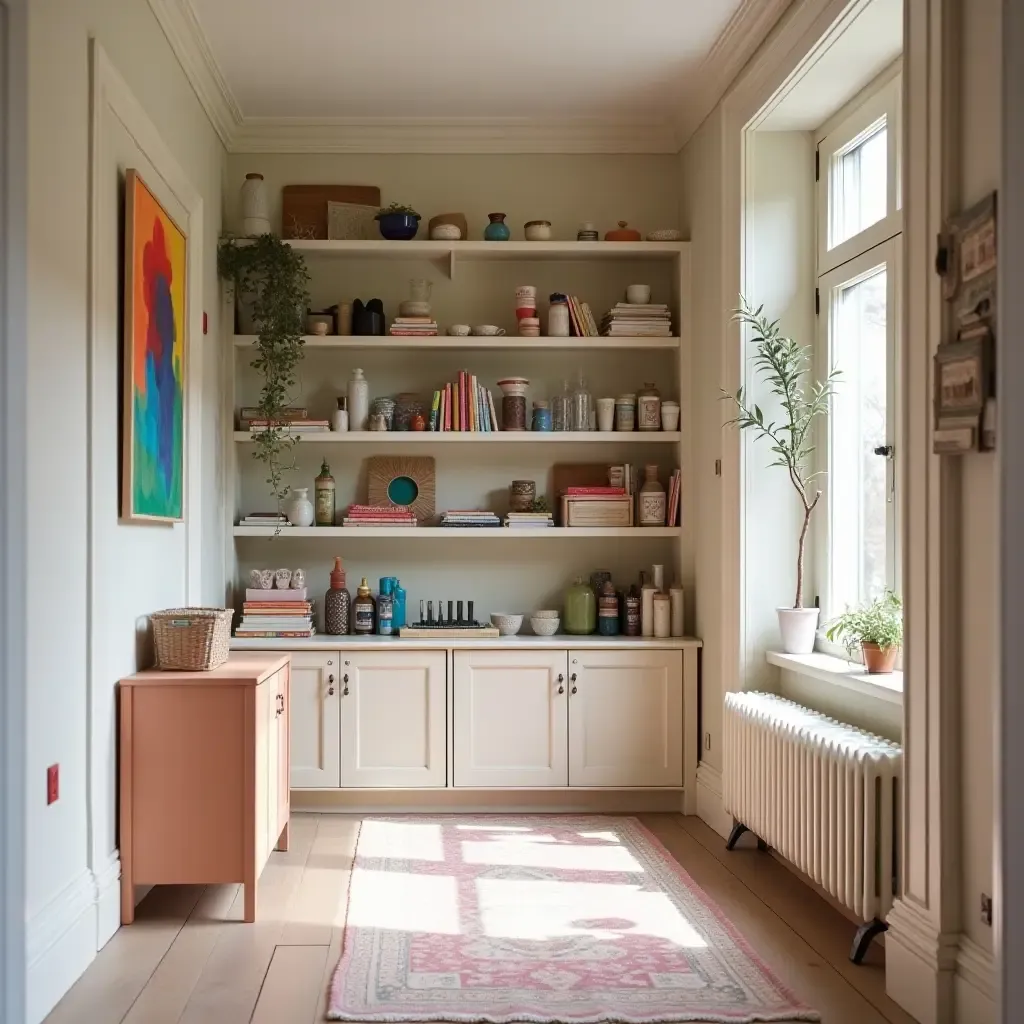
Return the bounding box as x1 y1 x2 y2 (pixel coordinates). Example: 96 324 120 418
981 893 993 926
46 764 59 805
705 732 712 751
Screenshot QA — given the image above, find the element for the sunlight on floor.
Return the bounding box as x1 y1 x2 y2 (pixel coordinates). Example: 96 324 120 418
460 837 644 872
357 819 445 862
476 878 708 948
346 869 461 934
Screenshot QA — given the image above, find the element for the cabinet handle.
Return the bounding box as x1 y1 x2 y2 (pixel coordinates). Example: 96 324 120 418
570 672 578 694
327 673 335 696
343 673 350 696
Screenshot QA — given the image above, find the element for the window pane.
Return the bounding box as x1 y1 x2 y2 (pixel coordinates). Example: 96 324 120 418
832 125 887 248
830 266 888 612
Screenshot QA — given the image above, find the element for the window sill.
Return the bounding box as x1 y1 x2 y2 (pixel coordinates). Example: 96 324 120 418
766 650 903 706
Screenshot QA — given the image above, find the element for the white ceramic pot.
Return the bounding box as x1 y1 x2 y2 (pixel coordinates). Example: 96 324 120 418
777 607 820 654
430 223 462 240
596 397 616 432
661 401 680 431
241 173 271 236
524 220 552 241
285 487 314 527
626 284 652 305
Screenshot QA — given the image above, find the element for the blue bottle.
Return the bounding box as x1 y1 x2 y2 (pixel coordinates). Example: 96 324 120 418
393 580 407 629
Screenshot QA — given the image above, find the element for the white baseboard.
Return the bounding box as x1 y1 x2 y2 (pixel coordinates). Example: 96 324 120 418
955 937 995 1024
26 871 97 1024
695 762 733 838
93 852 122 950
884 897 959 1024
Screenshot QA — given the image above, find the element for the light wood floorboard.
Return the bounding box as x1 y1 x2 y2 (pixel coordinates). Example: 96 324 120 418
45 811 915 1024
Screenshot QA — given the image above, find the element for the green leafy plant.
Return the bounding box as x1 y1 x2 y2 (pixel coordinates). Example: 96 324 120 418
723 296 840 608
218 235 310 510
826 591 903 655
529 496 551 513
376 202 420 219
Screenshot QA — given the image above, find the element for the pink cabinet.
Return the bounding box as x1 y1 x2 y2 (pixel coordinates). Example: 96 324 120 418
118 653 291 924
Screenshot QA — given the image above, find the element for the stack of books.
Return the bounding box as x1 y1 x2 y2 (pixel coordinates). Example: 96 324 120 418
440 510 501 528
429 372 499 432
235 589 315 639
238 406 306 429
238 512 291 528
342 504 418 527
600 303 673 337
564 295 601 337
667 468 682 527
389 316 438 337
505 511 554 529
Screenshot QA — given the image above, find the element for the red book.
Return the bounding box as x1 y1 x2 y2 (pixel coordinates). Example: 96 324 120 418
565 486 627 495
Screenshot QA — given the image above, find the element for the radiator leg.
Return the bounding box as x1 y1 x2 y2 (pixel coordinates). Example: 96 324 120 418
726 822 749 850
850 918 888 964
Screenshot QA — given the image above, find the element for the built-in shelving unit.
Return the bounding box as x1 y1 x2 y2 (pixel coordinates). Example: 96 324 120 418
233 430 682 445
234 334 681 351
233 526 683 539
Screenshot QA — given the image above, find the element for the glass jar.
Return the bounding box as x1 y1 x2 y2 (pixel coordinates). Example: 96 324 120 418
548 294 571 337
638 465 667 526
532 400 552 432
571 375 593 432
637 382 662 431
615 393 636 432
564 576 597 635
408 278 432 303
551 380 571 431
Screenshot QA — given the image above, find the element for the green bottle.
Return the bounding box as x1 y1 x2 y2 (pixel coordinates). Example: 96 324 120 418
564 576 597 635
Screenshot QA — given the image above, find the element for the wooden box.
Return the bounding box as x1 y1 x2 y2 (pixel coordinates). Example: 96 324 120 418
561 495 634 527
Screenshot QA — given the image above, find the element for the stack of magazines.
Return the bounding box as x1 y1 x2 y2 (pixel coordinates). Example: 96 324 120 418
342 505 418 527
441 510 501 528
600 303 673 337
505 511 554 529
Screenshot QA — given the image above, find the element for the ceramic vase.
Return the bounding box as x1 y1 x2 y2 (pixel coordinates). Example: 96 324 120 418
638 465 666 526
564 577 597 635
285 487 314 527
484 213 511 241
241 173 271 236
348 368 369 430
777 607 820 654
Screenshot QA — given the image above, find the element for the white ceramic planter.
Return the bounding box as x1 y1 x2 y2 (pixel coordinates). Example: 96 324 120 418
241 172 271 236
777 607 820 654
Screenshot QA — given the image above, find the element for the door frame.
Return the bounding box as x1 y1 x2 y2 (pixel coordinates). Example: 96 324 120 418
0 0 28 1020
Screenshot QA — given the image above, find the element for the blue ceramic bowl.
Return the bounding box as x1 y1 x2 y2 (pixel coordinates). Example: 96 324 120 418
376 213 420 240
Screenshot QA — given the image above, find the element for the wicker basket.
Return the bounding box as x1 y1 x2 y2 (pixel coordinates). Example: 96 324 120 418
151 607 232 671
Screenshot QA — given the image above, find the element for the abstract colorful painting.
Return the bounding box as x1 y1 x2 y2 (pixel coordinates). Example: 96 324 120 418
122 169 186 522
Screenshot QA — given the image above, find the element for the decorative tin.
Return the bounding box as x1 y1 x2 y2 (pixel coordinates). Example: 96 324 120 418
532 401 552 432
509 480 536 512
637 383 662 431
615 394 636 432
598 581 620 636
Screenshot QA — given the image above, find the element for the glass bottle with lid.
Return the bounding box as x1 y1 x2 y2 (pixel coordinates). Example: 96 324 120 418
551 379 571 432
564 576 597 635
571 373 593 432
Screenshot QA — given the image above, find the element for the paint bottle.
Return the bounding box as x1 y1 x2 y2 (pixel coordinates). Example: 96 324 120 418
353 577 375 635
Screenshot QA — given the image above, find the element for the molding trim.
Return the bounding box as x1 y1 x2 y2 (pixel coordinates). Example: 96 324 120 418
695 762 734 839
956 936 995 1004
885 897 959 1024
146 0 240 148
93 852 121 949
25 870 95 969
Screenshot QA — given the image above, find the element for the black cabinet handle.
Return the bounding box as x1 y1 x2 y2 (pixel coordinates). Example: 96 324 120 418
570 672 578 694
327 673 335 696
343 673 350 696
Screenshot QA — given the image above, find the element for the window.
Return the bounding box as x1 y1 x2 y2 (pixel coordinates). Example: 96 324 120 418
814 71 902 646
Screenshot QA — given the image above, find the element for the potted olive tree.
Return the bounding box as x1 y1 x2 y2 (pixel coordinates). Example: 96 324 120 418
825 591 903 673
723 298 840 653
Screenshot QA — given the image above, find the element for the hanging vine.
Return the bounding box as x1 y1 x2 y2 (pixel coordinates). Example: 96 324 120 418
218 235 310 509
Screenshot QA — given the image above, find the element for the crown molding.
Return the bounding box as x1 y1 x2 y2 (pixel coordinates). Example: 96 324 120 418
674 0 795 146
231 116 678 155
147 0 242 148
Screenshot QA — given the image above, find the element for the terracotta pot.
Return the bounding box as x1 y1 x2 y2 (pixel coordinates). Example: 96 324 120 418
605 220 642 241
862 642 899 674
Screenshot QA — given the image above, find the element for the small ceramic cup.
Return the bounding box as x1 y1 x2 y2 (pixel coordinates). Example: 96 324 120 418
448 324 471 336
524 220 552 241
515 285 538 305
473 325 506 336
596 397 616 432
626 284 652 305
661 401 681 432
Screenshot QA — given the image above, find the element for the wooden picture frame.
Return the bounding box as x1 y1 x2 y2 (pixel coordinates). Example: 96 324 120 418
122 169 188 522
366 456 436 523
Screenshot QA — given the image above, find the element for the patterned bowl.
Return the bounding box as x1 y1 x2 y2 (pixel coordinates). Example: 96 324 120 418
646 228 683 241
490 612 524 636
530 615 560 636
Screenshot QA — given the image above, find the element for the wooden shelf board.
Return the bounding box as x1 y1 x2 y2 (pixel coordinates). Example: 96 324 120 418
234 334 681 351
230 633 702 651
233 430 681 444
233 526 682 539
284 239 686 261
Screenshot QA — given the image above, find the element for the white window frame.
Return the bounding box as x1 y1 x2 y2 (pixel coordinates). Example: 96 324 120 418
813 68 903 662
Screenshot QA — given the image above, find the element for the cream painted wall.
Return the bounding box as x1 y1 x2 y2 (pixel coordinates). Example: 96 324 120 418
223 153 680 241
957 0 1000 954
26 2 225 1019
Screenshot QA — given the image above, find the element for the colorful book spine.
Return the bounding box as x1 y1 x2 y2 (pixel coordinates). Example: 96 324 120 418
487 389 499 432
445 383 452 431
429 390 440 432
566 486 627 495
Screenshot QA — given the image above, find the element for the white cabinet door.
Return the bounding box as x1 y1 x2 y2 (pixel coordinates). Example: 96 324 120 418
289 651 341 788
454 650 568 787
341 651 447 788
568 650 683 787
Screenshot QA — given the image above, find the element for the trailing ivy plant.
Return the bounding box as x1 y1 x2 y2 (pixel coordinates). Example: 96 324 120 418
218 235 310 510
722 297 840 608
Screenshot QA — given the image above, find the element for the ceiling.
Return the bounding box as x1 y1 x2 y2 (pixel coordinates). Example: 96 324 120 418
151 0 794 153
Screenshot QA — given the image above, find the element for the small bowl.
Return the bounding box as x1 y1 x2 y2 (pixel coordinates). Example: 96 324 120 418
524 220 553 241
532 609 560 618
530 615 561 636
306 313 334 335
473 325 506 337
626 284 652 305
490 612 524 636
430 223 462 240
448 324 471 336
647 228 682 242
399 299 432 318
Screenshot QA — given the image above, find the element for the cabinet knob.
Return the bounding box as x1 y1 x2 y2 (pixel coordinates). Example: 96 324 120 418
327 660 333 666
557 672 565 694
327 673 335 696
343 673 350 696
570 673 578 694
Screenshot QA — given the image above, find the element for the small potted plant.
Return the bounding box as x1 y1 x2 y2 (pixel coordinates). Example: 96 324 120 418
375 203 421 240
825 591 903 673
723 298 840 653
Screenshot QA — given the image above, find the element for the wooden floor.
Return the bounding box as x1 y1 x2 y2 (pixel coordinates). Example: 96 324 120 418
44 813 918 1024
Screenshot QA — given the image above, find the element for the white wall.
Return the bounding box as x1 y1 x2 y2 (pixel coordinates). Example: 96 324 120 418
223 153 680 242
25 3 225 1020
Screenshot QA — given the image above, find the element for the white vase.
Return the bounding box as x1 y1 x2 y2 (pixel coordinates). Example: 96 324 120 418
284 487 314 527
777 607 820 654
241 172 271 236
348 368 369 431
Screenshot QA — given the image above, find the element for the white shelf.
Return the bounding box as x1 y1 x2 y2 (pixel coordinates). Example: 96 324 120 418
284 239 686 263
234 334 681 351
233 526 682 539
231 633 703 652
234 430 681 444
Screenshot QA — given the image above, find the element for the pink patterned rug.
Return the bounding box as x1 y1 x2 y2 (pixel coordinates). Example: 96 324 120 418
327 816 817 1023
